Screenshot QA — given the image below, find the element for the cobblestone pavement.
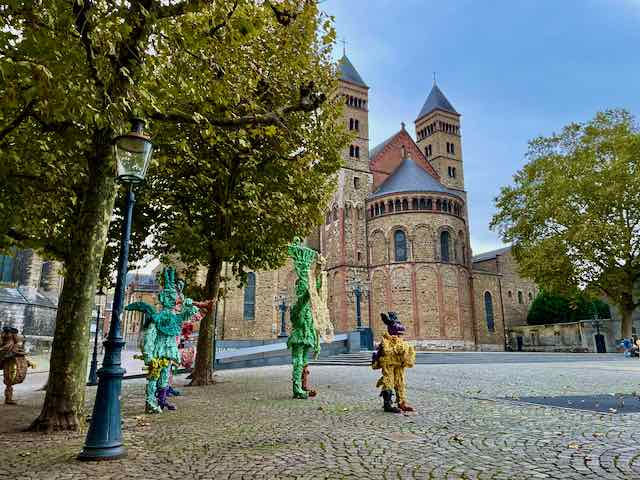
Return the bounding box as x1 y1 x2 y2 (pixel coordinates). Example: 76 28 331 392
3 359 640 479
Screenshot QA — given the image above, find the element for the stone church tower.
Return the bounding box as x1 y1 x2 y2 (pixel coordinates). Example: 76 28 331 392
320 55 373 332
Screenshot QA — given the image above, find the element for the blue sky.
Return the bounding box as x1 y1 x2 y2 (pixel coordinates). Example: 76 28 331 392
321 0 640 254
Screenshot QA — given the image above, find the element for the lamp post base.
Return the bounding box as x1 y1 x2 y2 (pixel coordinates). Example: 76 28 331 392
87 360 98 386
77 445 127 462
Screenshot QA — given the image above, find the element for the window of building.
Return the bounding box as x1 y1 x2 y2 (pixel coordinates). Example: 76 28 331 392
440 231 450 262
448 166 452 177
412 198 418 210
243 272 256 321
518 291 523 304
394 230 407 262
349 145 354 157
402 199 408 210
395 199 401 211
419 198 426 210
388 200 394 212
451 143 455 155
374 204 380 216
333 206 338 221
507 290 512 298
380 203 385 214
452 167 456 178
355 146 360 158
355 119 359 131
484 292 495 332
427 198 433 209
349 118 354 130
528 292 533 301
357 252 362 262
446 142 450 154
0 254 15 284
353 177 360 189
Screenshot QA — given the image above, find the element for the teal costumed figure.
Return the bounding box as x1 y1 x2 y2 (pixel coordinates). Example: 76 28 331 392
287 239 333 399
126 267 203 413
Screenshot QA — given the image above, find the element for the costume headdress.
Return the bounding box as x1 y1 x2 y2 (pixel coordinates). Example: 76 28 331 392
381 311 406 336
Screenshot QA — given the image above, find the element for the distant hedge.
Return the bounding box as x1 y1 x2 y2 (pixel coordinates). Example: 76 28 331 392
527 291 611 325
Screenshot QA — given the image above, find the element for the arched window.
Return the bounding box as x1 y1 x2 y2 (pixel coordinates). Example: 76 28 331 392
370 206 374 218
419 198 426 210
427 198 433 210
355 146 360 158
528 292 533 301
518 291 523 304
380 203 385 214
349 145 354 157
412 198 418 210
388 200 394 212
402 199 408 210
374 204 380 216
349 118 354 130
395 199 401 211
440 231 450 262
436 199 441 211
394 230 407 262
484 292 495 332
332 206 338 221
355 119 359 131
243 272 256 321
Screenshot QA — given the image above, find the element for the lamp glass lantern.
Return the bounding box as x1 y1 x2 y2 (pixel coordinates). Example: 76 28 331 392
113 118 154 184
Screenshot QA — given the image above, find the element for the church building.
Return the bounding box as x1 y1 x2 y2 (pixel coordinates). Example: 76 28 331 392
208 55 538 351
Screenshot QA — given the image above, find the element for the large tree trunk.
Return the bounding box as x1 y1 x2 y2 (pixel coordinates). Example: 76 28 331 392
29 135 116 432
620 306 634 339
189 254 223 386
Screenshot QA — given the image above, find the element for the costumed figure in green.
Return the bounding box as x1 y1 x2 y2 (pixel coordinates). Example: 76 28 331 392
287 238 333 399
126 267 207 413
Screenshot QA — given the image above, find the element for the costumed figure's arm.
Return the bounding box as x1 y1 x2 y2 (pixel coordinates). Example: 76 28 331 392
125 301 157 319
179 298 200 323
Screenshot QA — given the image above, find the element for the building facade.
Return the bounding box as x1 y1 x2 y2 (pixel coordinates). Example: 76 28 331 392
211 55 541 351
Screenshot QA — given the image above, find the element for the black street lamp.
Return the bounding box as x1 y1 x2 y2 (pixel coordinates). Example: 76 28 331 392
346 276 372 350
78 119 154 461
274 293 289 338
87 287 107 386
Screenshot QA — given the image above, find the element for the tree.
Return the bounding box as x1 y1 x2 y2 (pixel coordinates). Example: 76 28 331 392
527 291 611 326
492 110 640 338
143 3 347 385
0 0 333 431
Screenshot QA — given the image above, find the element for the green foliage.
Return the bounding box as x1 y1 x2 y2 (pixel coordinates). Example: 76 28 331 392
527 291 611 325
492 110 640 336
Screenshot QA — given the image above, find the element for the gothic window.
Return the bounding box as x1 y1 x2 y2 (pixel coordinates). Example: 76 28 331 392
349 145 354 157
355 146 360 158
243 272 256 321
355 119 359 131
394 230 407 262
402 199 408 210
357 251 362 262
419 198 426 210
333 206 338 221
412 198 418 210
395 199 401 211
518 291 523 304
440 231 450 262
349 118 354 130
353 177 360 189
484 292 495 332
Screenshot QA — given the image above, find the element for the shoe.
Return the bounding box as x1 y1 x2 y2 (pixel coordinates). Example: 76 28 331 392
157 388 177 411
399 402 414 412
381 390 401 413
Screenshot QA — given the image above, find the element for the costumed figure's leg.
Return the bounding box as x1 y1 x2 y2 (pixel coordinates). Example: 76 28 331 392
301 355 317 397
291 344 308 399
167 365 181 397
145 361 162 414
378 364 400 413
394 367 414 412
157 362 177 411
4 362 17 405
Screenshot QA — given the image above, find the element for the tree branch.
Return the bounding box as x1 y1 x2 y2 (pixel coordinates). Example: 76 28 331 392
72 0 105 94
5 228 67 259
0 100 34 142
29 110 75 134
210 0 239 36
151 0 213 19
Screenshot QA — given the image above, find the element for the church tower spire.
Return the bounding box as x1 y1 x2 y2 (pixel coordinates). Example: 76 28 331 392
414 82 464 191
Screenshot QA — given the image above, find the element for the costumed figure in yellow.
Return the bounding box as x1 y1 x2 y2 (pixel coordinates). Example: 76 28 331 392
372 312 416 413
0 327 36 405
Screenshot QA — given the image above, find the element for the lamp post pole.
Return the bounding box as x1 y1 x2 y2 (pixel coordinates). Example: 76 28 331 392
354 285 362 329
79 118 154 461
275 294 288 338
87 289 105 386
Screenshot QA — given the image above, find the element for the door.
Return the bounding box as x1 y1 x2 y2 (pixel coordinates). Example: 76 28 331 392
516 336 524 352
594 334 606 353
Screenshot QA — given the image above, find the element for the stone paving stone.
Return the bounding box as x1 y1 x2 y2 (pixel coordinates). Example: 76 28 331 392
2 361 640 479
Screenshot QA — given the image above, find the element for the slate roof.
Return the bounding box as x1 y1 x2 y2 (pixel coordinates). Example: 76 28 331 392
472 246 511 263
417 83 457 119
338 55 367 87
0 287 57 308
370 157 460 199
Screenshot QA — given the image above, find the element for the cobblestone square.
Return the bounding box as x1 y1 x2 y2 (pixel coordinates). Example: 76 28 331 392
3 356 640 479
